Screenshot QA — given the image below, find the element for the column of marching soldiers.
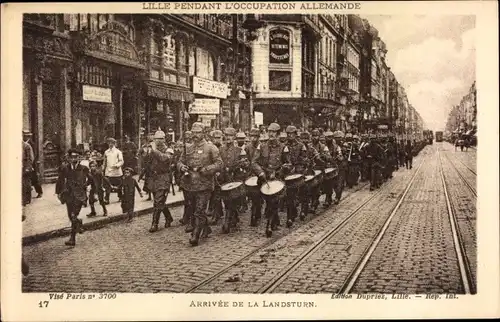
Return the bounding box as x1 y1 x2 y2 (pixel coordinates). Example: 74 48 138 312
53 121 428 248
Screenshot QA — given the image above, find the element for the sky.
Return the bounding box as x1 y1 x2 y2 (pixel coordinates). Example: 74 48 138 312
360 15 476 132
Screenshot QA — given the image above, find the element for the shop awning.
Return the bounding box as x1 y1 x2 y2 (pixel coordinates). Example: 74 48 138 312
144 80 195 102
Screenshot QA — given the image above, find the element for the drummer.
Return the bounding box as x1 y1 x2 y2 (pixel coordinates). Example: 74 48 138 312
332 131 346 205
177 122 223 246
283 125 308 228
219 127 247 232
207 130 223 226
322 130 338 207
251 122 288 236
310 129 332 212
245 128 264 226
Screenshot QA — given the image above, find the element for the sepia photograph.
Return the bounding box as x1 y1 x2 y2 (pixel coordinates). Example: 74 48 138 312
2 1 499 321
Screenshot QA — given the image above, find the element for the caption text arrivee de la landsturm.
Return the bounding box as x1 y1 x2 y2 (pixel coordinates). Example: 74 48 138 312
142 2 362 11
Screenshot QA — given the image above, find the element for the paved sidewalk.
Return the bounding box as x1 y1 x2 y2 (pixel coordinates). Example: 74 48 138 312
22 176 184 244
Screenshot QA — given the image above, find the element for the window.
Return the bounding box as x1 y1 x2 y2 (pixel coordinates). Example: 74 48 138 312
163 34 176 70
195 48 214 80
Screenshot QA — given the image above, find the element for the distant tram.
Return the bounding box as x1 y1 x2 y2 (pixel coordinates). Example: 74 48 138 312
423 130 434 144
435 131 443 142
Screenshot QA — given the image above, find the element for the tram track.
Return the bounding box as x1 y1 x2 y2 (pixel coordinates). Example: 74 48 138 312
441 147 477 198
184 181 370 293
258 154 428 294
438 146 476 294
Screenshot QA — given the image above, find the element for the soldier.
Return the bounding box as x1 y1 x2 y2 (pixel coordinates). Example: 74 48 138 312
310 129 331 212
332 131 346 204
366 134 385 190
56 149 92 246
279 131 287 144
298 131 324 219
283 125 308 227
219 128 247 233
207 130 223 226
235 131 250 212
359 134 370 182
245 128 264 226
405 139 413 169
236 131 246 148
252 122 288 236
147 129 174 233
178 122 223 246
322 130 339 207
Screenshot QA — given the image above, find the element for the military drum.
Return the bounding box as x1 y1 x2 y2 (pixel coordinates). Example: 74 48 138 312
220 182 246 202
260 180 285 202
284 173 304 189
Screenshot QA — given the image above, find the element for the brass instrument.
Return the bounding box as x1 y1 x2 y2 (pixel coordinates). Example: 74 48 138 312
347 143 353 162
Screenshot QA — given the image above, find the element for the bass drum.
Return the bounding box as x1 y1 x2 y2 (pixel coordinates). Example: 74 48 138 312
260 180 285 202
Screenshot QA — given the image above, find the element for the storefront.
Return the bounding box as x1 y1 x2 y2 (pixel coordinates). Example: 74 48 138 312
23 17 74 182
70 19 146 152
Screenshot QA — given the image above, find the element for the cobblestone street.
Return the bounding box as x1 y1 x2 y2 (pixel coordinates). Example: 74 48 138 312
21 142 477 293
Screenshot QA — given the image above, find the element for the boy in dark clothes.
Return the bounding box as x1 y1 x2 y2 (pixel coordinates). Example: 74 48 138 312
87 160 111 217
120 167 143 222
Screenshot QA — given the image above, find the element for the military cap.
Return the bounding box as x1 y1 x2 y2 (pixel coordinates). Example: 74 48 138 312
300 131 311 139
311 129 320 136
345 133 353 139
260 133 269 141
123 167 134 173
268 123 281 132
107 137 117 143
185 130 192 136
212 130 223 138
324 130 334 138
353 134 360 140
285 125 298 133
279 132 287 139
67 148 82 156
154 130 166 139
166 148 174 154
224 127 237 136
249 128 260 136
333 130 344 138
236 132 247 139
191 122 204 133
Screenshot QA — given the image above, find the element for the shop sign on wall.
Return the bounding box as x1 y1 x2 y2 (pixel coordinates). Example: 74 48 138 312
269 29 291 64
188 98 220 114
254 112 263 125
192 76 228 99
82 85 112 103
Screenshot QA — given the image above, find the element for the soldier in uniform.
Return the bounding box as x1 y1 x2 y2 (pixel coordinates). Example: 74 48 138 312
147 130 174 233
235 131 250 212
283 125 308 227
279 131 287 145
366 134 385 190
22 131 35 206
332 131 346 204
218 127 248 232
178 122 223 246
56 149 92 246
322 130 339 207
252 123 288 236
310 129 331 212
245 128 264 226
207 130 223 226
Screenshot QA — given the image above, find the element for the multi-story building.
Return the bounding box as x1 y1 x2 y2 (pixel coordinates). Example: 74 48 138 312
23 13 247 182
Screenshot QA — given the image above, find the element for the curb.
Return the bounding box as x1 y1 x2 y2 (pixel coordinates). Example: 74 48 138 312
22 200 184 246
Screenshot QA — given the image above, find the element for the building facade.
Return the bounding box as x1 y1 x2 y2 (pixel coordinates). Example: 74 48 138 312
23 13 245 182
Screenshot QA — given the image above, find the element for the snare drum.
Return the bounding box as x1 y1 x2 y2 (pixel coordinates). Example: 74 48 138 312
304 174 315 189
284 173 304 189
324 167 338 180
220 181 246 201
260 180 285 202
313 170 323 183
244 176 259 196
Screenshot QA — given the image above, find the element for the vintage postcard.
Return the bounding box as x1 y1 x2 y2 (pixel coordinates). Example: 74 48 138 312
1 1 499 321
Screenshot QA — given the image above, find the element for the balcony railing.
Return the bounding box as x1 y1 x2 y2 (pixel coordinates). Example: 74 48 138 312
177 14 233 39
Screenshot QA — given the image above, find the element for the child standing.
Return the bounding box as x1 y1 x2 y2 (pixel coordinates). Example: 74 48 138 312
87 160 110 217
120 167 143 222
